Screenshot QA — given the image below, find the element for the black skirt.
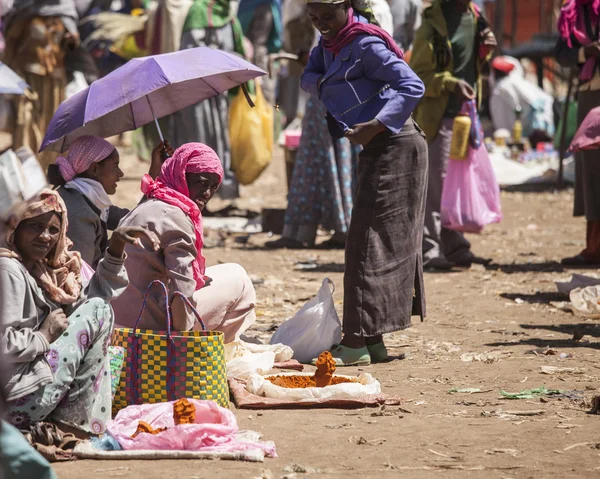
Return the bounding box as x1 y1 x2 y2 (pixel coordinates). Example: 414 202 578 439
343 120 428 337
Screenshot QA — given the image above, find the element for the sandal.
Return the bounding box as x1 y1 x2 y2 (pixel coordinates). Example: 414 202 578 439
367 342 388 363
23 421 83 462
312 344 371 367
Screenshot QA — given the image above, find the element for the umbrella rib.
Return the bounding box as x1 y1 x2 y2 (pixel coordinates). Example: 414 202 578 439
199 77 221 97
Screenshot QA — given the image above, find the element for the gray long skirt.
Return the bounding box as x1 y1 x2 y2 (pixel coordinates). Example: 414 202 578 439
574 90 600 221
343 120 428 337
168 26 239 200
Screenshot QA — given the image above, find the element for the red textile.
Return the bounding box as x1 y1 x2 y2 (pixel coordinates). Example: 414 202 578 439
322 8 404 59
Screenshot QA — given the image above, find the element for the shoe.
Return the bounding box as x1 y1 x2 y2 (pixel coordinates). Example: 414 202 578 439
264 237 308 249
367 342 388 363
561 254 600 267
424 257 454 271
312 344 371 366
316 238 346 249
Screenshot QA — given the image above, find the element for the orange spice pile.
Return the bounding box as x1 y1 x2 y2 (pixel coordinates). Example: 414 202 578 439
131 398 195 438
265 351 358 389
314 351 336 387
131 421 167 438
173 398 195 425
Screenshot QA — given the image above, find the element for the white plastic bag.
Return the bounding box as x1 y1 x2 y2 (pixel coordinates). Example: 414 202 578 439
269 278 341 364
224 340 294 379
225 340 293 363
227 351 276 379
246 372 381 401
569 285 600 318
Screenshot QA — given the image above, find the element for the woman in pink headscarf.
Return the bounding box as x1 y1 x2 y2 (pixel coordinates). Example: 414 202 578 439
47 136 173 268
111 143 256 343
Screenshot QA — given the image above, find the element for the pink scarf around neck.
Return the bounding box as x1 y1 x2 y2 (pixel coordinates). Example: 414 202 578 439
558 0 600 80
322 8 404 59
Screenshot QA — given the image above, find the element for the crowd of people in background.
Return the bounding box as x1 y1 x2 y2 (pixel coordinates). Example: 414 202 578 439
0 0 593 475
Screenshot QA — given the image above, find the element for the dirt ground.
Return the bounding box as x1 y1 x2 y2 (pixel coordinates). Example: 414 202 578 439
53 145 600 479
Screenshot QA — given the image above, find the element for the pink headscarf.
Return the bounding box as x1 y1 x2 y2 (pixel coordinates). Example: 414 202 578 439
141 143 224 290
55 136 116 182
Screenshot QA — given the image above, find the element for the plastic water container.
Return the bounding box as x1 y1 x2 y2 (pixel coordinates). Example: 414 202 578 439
450 115 472 160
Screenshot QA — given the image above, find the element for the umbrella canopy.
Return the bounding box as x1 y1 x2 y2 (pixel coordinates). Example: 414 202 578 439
569 105 600 152
41 47 265 152
0 62 29 95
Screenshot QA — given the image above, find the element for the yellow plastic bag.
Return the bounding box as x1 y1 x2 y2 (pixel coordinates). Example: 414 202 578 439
229 82 274 185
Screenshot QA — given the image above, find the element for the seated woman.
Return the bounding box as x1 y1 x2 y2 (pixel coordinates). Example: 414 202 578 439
47 135 172 268
0 190 158 434
111 143 256 343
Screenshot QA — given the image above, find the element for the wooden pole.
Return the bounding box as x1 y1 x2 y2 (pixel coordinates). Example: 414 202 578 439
558 69 576 189
540 0 546 33
511 0 518 48
493 0 505 51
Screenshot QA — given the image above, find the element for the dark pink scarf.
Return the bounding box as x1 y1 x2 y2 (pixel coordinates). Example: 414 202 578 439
558 0 600 80
322 8 403 59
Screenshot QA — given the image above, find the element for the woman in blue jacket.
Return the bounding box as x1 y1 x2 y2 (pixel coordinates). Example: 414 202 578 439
301 0 427 366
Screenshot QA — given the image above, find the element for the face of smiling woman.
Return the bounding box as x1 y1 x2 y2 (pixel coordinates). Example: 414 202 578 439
307 2 349 41
13 212 62 264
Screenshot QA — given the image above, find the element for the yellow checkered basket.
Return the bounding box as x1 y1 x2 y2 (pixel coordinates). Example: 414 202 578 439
112 281 229 415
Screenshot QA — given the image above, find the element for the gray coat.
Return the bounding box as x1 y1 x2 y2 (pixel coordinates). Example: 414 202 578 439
58 187 129 268
0 253 128 401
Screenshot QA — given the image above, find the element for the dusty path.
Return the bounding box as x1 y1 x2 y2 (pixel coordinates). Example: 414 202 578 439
54 148 600 479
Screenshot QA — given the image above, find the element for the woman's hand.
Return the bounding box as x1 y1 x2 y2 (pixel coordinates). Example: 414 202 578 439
480 27 497 48
107 226 160 258
345 120 387 145
454 79 475 104
40 309 69 344
148 141 174 179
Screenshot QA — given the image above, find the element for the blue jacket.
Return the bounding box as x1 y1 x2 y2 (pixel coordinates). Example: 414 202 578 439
301 33 425 137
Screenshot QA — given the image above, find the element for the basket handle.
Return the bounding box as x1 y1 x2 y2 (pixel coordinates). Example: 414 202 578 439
171 291 206 331
133 280 173 340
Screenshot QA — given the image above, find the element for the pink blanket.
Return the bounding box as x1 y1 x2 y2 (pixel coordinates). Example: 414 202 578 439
107 399 276 456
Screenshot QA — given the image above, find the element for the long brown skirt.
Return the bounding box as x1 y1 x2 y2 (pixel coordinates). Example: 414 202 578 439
343 120 428 337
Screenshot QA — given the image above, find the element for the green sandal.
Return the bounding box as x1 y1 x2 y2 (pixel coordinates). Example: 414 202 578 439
367 343 388 363
312 344 371 366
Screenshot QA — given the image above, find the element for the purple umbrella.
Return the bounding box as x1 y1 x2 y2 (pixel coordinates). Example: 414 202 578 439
40 47 265 152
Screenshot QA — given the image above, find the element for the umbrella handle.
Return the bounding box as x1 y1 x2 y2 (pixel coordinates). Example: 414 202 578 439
146 96 171 159
146 96 166 144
